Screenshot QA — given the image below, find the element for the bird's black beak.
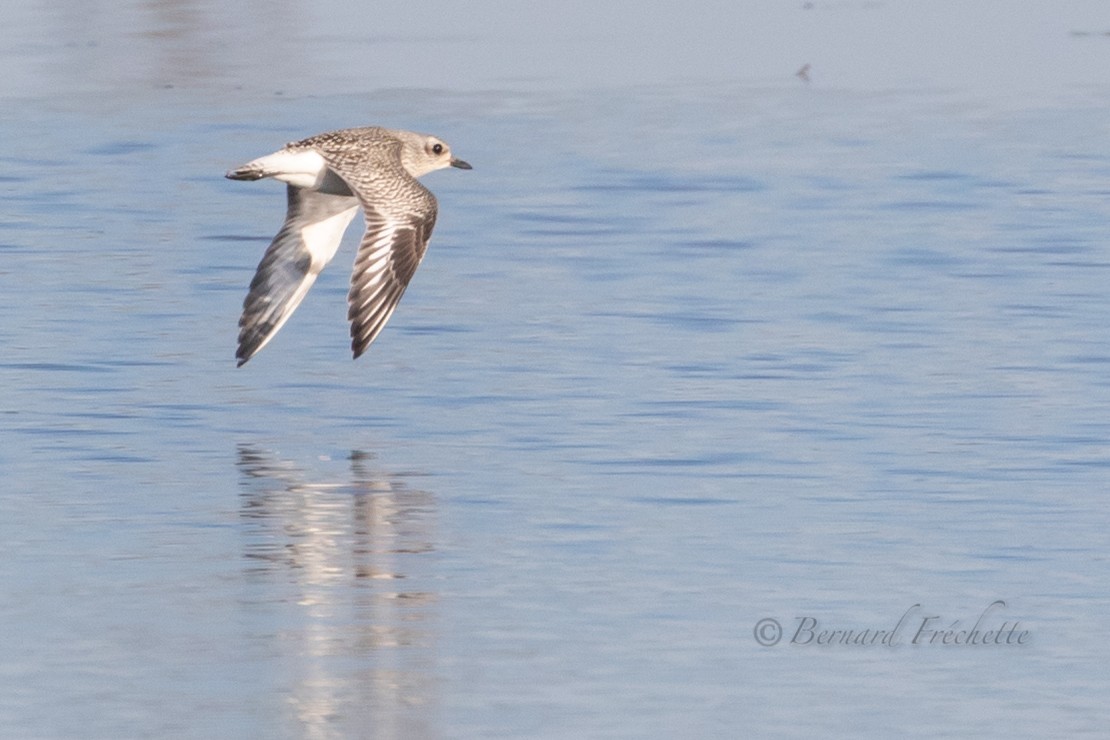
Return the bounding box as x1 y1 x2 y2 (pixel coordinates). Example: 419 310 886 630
450 157 472 170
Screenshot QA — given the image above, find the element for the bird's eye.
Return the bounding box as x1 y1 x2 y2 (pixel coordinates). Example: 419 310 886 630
431 143 444 155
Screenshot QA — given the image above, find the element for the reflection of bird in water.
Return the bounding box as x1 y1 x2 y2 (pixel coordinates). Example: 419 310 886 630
236 444 436 579
235 445 438 738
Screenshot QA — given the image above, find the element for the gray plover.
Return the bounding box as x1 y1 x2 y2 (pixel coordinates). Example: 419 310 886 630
226 126 471 366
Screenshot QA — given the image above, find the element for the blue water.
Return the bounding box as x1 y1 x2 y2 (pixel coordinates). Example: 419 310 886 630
2 2 1110 738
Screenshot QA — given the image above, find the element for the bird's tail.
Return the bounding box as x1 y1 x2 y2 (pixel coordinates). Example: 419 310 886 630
225 162 267 180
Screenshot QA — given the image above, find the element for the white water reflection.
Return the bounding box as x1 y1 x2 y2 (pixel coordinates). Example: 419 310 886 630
236 446 437 739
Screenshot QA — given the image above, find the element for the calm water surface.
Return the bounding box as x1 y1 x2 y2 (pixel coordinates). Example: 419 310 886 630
2 2 1110 738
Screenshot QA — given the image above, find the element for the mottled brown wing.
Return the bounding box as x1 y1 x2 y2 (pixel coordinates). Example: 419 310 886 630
312 140 441 359
346 202 437 358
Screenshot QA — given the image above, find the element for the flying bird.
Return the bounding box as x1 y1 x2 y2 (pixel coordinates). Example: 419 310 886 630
226 126 471 366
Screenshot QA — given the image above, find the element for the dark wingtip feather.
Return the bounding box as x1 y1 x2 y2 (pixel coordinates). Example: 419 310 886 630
236 324 268 366
236 342 253 366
